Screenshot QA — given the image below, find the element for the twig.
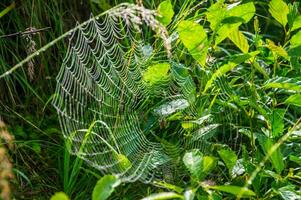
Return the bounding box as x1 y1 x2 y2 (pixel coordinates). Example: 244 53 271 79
0 27 51 39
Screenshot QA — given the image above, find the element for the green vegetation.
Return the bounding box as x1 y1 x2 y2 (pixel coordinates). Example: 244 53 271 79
0 0 301 199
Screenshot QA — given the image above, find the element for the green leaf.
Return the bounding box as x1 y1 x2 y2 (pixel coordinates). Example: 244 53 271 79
270 109 285 138
277 185 301 200
143 63 170 85
141 192 183 200
269 0 289 27
113 153 132 171
227 2 256 23
209 185 256 197
183 149 216 181
288 45 301 57
285 94 301 107
264 77 301 92
92 175 121 200
266 39 288 58
206 0 226 30
290 30 301 47
228 28 249 53
289 155 301 165
258 135 284 174
291 15 301 32
215 2 255 44
157 0 174 26
50 192 69 200
177 20 208 66
288 3 300 31
203 51 259 93
218 149 237 174
154 181 184 194
253 61 269 79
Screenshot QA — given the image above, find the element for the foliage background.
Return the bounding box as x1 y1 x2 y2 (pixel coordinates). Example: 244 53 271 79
0 0 300 199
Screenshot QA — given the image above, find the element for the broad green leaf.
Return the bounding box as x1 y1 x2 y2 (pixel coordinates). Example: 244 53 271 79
154 99 189 117
290 30 301 47
264 77 301 92
269 0 289 27
258 135 284 174
157 0 174 26
215 2 255 44
266 39 288 58
183 150 202 178
183 149 216 181
141 192 183 200
202 156 217 176
143 63 170 85
92 175 121 200
209 185 256 197
203 51 259 93
277 185 301 200
270 109 285 138
177 20 208 66
285 94 301 107
50 192 69 200
227 2 256 23
288 2 300 31
206 0 226 30
218 149 237 174
191 124 219 141
228 28 249 53
291 15 301 32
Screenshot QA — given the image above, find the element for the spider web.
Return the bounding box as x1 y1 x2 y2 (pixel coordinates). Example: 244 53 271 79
52 4 213 183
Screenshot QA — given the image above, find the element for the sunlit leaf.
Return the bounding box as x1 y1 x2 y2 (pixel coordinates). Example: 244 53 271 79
206 0 226 30
218 148 237 174
227 2 256 23
269 0 289 27
258 135 284 174
92 175 121 200
290 30 301 47
143 63 170 85
277 185 301 200
270 109 285 138
50 192 69 200
215 2 255 44
203 51 259 93
154 99 189 117
228 28 249 53
157 0 174 26
209 185 256 197
288 3 299 30
285 94 301 107
264 77 301 92
183 149 216 181
184 189 195 200
177 20 208 66
266 39 288 58
291 15 301 32
141 192 183 200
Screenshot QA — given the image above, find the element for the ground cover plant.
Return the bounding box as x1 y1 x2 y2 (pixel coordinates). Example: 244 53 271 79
0 0 301 199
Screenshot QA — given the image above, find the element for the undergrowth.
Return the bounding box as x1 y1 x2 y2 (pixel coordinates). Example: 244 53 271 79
0 0 301 199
